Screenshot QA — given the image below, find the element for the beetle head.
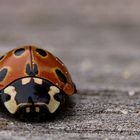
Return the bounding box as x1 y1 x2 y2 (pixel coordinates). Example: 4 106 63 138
1 77 65 120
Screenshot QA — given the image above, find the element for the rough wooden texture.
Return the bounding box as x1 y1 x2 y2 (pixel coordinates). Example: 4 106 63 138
0 0 140 139
0 90 140 140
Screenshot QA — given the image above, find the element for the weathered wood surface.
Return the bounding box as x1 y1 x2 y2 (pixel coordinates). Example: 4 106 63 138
0 90 140 140
0 0 140 139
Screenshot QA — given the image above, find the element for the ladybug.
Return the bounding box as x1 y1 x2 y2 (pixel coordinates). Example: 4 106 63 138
0 46 76 119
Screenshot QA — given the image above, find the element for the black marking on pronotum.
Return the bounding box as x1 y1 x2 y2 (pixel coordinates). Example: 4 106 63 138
26 63 39 76
3 94 11 102
11 77 51 104
55 69 67 83
54 92 65 102
0 68 8 81
36 48 47 57
14 48 25 56
28 96 34 104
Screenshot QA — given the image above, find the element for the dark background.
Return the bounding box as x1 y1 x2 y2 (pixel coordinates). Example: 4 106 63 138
0 1 140 139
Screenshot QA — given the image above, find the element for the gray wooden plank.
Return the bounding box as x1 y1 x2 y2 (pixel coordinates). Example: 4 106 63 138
0 90 139 140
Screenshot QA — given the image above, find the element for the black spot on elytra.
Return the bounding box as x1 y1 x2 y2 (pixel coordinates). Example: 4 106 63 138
33 64 39 75
36 48 47 57
55 69 67 83
0 55 4 61
26 64 39 76
26 64 31 76
0 68 8 81
14 48 25 56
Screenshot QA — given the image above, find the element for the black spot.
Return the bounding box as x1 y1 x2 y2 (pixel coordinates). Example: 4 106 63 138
0 55 4 61
36 48 47 57
26 64 39 76
0 68 8 81
26 64 31 76
33 64 39 75
14 48 25 56
55 69 67 83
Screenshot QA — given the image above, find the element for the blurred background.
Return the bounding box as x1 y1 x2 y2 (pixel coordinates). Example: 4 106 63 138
0 0 140 91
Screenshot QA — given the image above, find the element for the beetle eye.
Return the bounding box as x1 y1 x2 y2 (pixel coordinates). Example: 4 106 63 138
55 69 67 83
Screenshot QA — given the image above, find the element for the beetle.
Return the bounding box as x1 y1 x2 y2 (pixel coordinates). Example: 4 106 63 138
0 46 76 120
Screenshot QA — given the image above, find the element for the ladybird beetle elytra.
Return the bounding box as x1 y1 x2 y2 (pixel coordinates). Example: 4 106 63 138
0 46 77 119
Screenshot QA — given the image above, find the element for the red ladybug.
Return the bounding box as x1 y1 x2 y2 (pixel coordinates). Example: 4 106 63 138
0 46 76 119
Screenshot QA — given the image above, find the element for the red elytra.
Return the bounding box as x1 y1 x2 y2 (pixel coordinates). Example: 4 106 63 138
0 46 76 96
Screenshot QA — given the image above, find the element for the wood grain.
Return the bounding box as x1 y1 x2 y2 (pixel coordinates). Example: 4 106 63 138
0 90 140 139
